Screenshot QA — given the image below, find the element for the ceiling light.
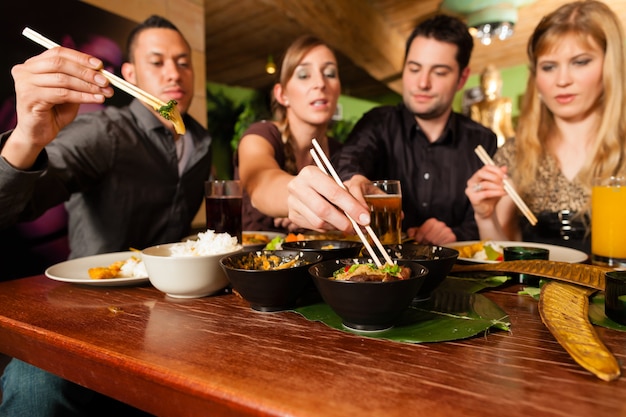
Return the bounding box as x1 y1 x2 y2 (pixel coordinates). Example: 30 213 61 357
440 0 536 45
265 55 276 75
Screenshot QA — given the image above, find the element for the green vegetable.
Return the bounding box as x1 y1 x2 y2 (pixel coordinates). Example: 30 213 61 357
381 263 402 275
157 100 178 120
484 244 502 261
264 236 284 251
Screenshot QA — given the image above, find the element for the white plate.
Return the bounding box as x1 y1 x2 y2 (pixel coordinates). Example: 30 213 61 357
445 241 588 264
45 251 149 286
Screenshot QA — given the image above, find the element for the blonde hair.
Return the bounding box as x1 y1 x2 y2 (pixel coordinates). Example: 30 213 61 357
515 0 626 199
271 35 334 174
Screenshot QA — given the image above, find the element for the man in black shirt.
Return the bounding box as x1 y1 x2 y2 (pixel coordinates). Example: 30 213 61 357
287 15 497 244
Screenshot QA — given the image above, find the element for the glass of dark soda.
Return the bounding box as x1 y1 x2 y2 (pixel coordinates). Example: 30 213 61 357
205 180 243 243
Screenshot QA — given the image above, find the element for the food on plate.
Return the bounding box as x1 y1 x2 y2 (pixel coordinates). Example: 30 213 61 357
332 263 411 282
88 256 146 279
169 230 241 256
264 232 358 250
242 232 271 245
231 252 312 270
456 241 504 261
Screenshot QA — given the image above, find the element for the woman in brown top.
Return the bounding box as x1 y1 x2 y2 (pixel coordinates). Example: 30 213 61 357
235 35 342 233
465 0 626 253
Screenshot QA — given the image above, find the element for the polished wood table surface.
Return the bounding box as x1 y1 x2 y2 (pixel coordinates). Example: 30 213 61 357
0 275 625 417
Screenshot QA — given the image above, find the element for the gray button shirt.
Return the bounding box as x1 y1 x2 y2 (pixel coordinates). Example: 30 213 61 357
0 99 212 258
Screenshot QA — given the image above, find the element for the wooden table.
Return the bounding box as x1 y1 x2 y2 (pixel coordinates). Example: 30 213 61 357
0 275 624 417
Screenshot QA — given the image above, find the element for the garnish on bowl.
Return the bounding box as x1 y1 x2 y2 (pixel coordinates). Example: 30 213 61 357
332 263 411 282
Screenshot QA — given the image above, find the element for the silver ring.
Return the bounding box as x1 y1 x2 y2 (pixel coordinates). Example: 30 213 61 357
473 182 482 192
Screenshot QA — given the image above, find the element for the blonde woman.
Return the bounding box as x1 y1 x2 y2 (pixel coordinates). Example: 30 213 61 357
466 0 626 252
235 35 342 232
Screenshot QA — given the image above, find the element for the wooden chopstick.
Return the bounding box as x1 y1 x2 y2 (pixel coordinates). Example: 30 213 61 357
22 27 166 111
474 145 538 226
308 150 382 267
310 139 394 267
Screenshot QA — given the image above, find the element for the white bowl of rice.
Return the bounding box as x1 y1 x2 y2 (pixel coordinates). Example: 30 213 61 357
142 230 243 298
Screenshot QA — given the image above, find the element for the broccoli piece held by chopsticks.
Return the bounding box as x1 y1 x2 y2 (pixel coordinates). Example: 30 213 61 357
157 100 178 120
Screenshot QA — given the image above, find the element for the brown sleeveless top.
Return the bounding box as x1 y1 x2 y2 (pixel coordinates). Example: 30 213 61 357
234 120 342 233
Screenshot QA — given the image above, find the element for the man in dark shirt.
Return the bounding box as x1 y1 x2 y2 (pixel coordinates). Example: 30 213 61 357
287 15 497 244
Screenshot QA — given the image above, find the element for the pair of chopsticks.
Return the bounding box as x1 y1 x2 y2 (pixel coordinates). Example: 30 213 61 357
310 139 393 267
474 145 538 226
21 27 185 134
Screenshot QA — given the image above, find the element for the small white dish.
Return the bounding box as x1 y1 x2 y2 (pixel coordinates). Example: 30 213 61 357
45 251 148 287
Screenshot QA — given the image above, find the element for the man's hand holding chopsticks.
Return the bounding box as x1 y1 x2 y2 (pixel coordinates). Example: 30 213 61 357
3 47 113 170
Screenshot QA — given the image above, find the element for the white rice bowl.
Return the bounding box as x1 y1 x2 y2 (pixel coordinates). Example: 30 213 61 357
169 230 241 257
142 231 243 298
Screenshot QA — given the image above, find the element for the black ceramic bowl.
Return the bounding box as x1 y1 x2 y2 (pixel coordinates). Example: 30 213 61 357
220 250 322 312
380 244 459 300
282 240 363 261
308 258 428 331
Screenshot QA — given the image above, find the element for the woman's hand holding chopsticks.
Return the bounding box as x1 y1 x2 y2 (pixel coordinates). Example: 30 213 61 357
465 163 525 241
465 164 510 218
286 166 371 234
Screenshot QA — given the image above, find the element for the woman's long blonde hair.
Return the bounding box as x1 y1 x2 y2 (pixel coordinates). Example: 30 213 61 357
515 0 626 197
271 35 335 175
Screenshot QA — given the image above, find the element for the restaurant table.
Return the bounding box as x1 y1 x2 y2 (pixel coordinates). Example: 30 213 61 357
0 275 625 417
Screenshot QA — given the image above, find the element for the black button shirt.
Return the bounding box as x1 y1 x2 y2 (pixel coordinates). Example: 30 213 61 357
332 103 497 241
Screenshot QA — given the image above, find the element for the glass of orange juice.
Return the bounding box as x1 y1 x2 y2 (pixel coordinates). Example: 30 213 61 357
363 180 402 245
591 176 626 267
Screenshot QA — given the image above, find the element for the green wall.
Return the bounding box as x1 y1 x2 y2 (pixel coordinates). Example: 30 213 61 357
337 95 381 124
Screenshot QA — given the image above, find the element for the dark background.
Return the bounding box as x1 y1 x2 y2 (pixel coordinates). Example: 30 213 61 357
0 0 138 130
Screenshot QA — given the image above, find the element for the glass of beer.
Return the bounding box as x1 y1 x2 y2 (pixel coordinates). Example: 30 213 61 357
205 180 243 243
591 176 626 267
363 180 402 245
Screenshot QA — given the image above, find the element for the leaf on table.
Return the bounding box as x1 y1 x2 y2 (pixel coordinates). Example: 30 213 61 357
518 286 541 300
589 292 626 332
293 276 511 343
438 274 509 293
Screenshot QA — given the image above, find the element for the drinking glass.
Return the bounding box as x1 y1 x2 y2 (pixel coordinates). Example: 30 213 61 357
362 180 402 245
205 180 243 243
591 176 626 268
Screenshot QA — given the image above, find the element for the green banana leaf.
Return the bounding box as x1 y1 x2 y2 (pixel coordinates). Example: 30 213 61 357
293 275 511 343
589 292 626 331
438 274 510 293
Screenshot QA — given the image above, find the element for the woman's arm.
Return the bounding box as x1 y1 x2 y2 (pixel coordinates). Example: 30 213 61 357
237 133 293 218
